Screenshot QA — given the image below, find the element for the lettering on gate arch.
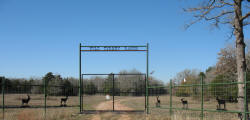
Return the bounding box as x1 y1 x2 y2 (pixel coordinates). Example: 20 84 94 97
87 46 139 51
104 47 120 50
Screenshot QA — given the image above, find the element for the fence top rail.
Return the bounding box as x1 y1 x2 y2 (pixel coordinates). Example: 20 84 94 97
2 84 44 87
81 50 147 52
0 84 77 88
150 106 244 114
82 73 146 76
148 86 166 89
173 81 245 87
80 45 148 52
148 81 249 88
81 45 147 47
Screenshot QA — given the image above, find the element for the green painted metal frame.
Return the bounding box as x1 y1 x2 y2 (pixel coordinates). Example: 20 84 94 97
0 76 55 119
1 77 5 119
79 43 149 113
112 74 115 111
149 72 250 119
81 73 146 112
146 43 149 114
170 80 172 115
44 74 47 119
201 75 204 120
79 43 82 112
244 72 247 120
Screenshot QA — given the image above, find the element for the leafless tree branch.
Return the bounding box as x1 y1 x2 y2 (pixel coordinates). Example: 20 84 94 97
226 27 235 40
183 0 235 29
219 0 234 6
184 17 203 29
243 21 250 26
205 10 234 20
242 12 250 21
183 0 250 119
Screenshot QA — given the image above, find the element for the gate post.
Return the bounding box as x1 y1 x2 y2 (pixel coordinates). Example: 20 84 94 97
170 79 172 116
145 75 147 111
112 73 115 111
79 43 82 113
1 77 5 119
146 43 149 114
44 76 47 119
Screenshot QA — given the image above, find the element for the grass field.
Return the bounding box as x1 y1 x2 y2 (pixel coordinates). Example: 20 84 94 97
123 96 241 120
0 94 245 120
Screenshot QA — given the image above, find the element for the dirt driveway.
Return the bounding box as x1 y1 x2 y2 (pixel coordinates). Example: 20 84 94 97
91 99 132 120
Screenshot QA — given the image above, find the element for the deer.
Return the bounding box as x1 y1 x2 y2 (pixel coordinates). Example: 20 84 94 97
238 113 243 120
238 113 250 120
216 96 226 110
181 98 188 109
228 96 238 103
155 96 161 107
61 96 68 106
22 94 31 106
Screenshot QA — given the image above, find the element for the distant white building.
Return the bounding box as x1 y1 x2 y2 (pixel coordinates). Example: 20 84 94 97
106 94 110 100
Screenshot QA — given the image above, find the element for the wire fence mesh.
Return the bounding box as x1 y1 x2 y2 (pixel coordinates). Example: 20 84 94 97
148 73 250 120
0 77 80 120
1 72 250 120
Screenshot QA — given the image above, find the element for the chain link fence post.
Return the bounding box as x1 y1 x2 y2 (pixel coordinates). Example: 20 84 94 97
44 77 47 119
170 79 172 116
244 71 247 120
201 75 204 120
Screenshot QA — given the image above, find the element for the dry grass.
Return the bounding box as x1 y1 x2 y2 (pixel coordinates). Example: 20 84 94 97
0 94 98 120
121 95 241 120
0 94 245 120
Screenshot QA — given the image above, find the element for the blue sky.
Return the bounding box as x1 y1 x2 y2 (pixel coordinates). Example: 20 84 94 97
0 0 249 82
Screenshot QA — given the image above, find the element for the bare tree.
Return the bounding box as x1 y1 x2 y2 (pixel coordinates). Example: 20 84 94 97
216 44 237 80
216 42 250 77
184 0 249 118
173 69 200 84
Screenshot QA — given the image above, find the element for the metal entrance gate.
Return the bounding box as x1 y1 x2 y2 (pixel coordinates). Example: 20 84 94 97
79 43 149 113
81 73 146 112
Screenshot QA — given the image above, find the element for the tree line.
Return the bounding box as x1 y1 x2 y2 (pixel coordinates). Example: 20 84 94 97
82 69 167 96
0 69 166 96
